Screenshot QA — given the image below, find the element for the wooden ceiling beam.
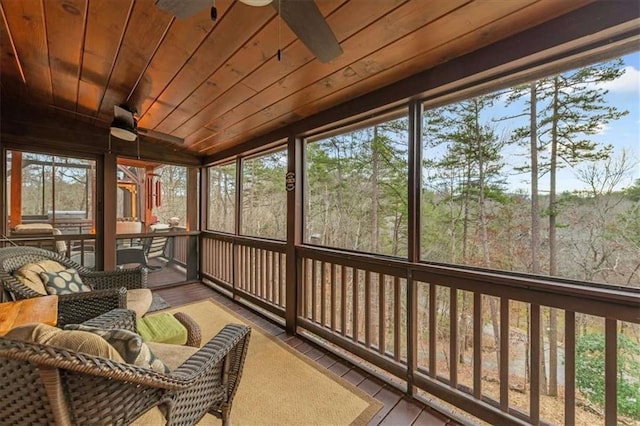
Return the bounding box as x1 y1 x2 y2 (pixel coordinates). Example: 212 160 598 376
1 105 201 166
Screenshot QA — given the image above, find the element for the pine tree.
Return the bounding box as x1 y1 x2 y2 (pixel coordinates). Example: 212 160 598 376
506 58 628 396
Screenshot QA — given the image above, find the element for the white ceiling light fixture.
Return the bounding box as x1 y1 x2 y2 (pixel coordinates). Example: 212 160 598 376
110 121 137 141
239 0 272 6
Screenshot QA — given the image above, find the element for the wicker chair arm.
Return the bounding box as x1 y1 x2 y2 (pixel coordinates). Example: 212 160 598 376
0 271 42 300
166 324 251 424
78 308 137 332
0 323 250 425
0 325 250 390
56 288 127 327
172 324 250 379
81 267 148 291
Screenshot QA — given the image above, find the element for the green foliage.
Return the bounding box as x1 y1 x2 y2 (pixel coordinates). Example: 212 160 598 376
625 179 640 202
576 333 640 419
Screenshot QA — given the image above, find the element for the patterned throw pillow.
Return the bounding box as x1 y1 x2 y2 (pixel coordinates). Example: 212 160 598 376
39 268 92 295
65 324 169 373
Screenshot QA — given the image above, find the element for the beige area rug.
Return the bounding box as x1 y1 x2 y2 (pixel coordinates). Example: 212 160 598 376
164 299 382 425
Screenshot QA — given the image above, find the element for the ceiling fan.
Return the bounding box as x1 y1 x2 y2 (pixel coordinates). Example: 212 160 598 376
110 105 184 145
154 0 343 63
49 104 184 145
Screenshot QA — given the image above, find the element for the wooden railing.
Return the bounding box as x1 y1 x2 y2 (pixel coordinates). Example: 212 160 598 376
201 232 286 317
201 232 640 425
0 233 96 267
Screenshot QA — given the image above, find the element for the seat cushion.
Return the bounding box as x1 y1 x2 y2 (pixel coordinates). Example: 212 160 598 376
147 342 199 371
40 268 92 295
65 324 169 373
5 323 124 362
126 288 153 318
137 313 188 346
14 260 65 295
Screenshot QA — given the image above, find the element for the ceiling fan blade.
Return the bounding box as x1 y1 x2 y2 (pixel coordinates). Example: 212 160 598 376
274 0 342 63
155 0 210 19
137 127 185 145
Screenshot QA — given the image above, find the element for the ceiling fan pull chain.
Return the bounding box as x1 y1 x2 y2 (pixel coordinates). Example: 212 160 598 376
108 133 112 154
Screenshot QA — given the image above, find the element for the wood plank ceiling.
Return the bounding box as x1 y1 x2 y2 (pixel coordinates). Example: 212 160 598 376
1 0 595 157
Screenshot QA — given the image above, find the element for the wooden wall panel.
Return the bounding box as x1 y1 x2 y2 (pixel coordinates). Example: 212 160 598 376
160 0 348 138
97 0 172 120
0 3 26 99
128 1 227 117
137 2 274 130
77 0 132 118
184 0 407 149
43 0 86 112
189 0 468 149
1 0 52 103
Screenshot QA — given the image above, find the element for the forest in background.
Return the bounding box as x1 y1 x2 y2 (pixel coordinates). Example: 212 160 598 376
207 55 640 423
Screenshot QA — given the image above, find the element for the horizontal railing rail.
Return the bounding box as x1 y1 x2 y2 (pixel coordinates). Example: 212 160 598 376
297 247 640 425
202 232 640 425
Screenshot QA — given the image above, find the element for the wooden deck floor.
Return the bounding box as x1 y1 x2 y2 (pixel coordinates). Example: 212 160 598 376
153 282 460 426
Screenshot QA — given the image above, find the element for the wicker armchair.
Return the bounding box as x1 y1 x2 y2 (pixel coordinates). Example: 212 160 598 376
0 246 148 326
0 309 251 425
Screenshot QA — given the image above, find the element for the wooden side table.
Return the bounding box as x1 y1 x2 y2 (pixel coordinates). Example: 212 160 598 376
0 296 58 336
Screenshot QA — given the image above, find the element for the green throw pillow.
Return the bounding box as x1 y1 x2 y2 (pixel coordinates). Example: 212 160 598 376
64 324 169 374
40 268 92 295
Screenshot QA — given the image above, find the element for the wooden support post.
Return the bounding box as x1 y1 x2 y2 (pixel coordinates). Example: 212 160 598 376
285 136 302 334
144 166 154 229
407 99 422 394
0 148 6 237
10 151 22 228
186 167 199 281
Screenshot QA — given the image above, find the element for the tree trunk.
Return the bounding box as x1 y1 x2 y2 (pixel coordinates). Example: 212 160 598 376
371 126 380 253
547 77 560 396
530 82 540 275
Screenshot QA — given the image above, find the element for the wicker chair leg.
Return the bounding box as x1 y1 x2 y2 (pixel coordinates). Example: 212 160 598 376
173 311 202 347
221 405 231 426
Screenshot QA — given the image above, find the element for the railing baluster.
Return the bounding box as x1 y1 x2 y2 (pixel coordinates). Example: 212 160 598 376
531 304 540 425
605 318 617 425
353 269 359 343
394 276 400 361
450 287 458 388
341 266 347 337
429 284 436 377
473 292 481 398
302 258 308 318
262 249 267 300
321 261 327 327
228 241 231 282
565 311 575 426
272 251 277 305
365 270 371 348
253 247 258 297
331 263 337 331
500 297 509 411
379 273 385 355
280 253 286 308
311 259 317 322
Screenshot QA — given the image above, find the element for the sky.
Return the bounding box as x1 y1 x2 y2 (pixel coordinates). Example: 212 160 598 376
503 52 640 194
